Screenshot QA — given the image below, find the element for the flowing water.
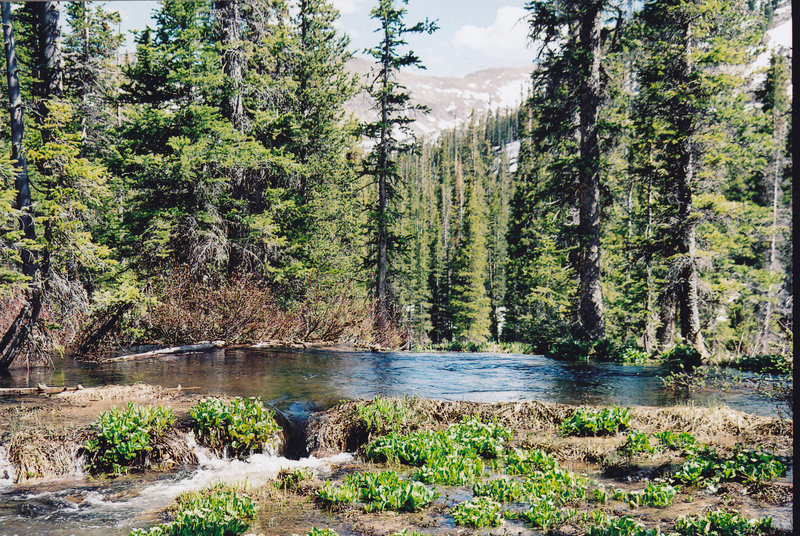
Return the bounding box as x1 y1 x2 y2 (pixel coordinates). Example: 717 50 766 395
0 347 791 535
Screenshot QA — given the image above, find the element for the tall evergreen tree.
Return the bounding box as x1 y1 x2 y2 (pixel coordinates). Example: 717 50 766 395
362 0 435 332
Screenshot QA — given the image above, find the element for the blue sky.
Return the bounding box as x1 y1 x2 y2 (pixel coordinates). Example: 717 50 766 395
113 1 535 78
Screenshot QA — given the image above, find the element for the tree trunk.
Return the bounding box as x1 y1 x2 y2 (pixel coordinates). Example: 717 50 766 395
215 0 244 132
657 286 677 350
0 1 42 371
675 25 706 356
576 2 604 341
374 18 391 332
37 1 62 101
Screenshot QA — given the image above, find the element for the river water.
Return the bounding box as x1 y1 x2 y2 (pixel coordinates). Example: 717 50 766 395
0 347 790 535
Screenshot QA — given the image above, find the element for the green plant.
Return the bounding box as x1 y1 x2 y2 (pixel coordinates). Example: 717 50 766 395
618 430 655 456
618 347 651 364
734 354 792 375
673 509 773 536
277 468 312 490
518 498 575 531
129 484 256 536
559 406 631 436
473 477 525 502
524 467 588 504
356 397 413 434
549 337 593 361
319 471 437 512
671 447 785 488
317 481 358 506
502 447 558 474
624 481 677 508
451 496 503 528
587 515 659 536
592 338 623 361
83 403 175 475
662 344 703 372
654 430 698 453
190 397 282 457
412 454 484 485
307 529 339 536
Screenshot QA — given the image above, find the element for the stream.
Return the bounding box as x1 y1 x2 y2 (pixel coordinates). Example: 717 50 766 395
0 347 791 535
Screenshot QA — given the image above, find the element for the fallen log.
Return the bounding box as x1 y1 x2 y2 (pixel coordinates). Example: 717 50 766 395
105 341 226 362
0 384 203 397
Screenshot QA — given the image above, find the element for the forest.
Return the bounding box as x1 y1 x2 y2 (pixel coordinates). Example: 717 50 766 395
0 0 793 371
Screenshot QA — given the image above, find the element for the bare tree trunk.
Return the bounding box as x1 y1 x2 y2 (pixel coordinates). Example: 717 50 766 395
657 286 677 350
0 1 42 371
576 2 604 340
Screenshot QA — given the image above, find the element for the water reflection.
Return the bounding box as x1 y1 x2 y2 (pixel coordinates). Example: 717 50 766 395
0 348 785 417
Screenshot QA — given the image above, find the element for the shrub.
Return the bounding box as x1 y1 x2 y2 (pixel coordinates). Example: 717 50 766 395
673 509 772 536
549 337 593 361
734 354 792 375
129 484 257 536
190 397 282 457
662 344 703 371
559 406 631 436
451 496 503 528
84 403 175 475
592 338 623 361
618 347 651 364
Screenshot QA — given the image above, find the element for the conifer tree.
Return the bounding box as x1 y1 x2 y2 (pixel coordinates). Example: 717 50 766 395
363 0 435 332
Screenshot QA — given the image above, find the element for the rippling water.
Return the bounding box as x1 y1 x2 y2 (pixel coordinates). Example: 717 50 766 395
0 347 785 417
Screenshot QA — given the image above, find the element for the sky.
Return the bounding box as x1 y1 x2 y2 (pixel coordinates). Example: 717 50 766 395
112 1 536 78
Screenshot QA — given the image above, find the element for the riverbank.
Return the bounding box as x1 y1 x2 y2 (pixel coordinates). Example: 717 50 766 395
0 389 792 535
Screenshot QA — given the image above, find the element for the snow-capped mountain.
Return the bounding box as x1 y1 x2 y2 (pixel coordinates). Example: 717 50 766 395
345 57 531 140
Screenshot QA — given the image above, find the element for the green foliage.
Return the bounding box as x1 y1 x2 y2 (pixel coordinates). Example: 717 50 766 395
618 348 652 364
654 431 698 453
673 509 773 536
607 482 677 508
734 354 792 375
473 477 525 502
129 483 256 536
277 468 312 491
524 467 588 504
307 530 339 536
559 406 631 437
190 397 282 457
549 337 593 361
451 496 503 528
671 447 785 488
662 345 704 372
502 447 557 475
518 498 576 531
619 430 655 456
587 515 659 536
83 403 174 475
356 397 413 435
318 470 437 512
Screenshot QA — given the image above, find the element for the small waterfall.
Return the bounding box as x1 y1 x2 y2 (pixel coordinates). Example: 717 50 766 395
0 443 15 486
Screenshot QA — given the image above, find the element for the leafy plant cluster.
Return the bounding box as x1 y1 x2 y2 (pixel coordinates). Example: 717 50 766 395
733 354 792 375
654 431 699 453
671 447 786 489
356 397 414 435
317 470 437 513
451 496 504 528
129 484 257 536
83 403 175 475
672 509 773 536
547 337 653 364
501 447 558 474
593 482 677 508
365 416 511 484
190 397 282 457
277 468 312 491
559 406 631 436
618 430 655 456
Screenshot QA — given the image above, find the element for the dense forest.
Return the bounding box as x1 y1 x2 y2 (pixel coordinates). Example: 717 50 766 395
0 0 792 371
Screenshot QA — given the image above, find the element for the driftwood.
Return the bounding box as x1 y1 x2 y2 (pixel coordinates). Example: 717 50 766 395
0 384 202 397
105 341 226 362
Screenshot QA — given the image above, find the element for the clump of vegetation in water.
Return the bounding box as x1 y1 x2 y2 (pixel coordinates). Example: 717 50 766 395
356 396 414 434
451 496 504 528
559 406 631 436
654 430 699 453
276 467 312 491
618 430 656 456
129 483 256 536
317 470 437 512
662 344 703 372
83 403 174 475
307 530 339 536
671 447 785 489
516 499 577 531
549 337 594 361
672 509 772 536
587 514 658 536
501 447 557 474
733 354 792 375
473 477 525 502
524 467 588 504
190 397 282 457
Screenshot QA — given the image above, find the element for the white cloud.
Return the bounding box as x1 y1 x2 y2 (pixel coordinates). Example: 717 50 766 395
332 0 370 14
452 6 532 64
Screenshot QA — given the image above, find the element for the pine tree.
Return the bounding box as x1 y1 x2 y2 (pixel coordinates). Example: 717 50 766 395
362 0 436 332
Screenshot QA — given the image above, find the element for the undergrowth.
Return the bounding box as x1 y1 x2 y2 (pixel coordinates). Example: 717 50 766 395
190 397 282 457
